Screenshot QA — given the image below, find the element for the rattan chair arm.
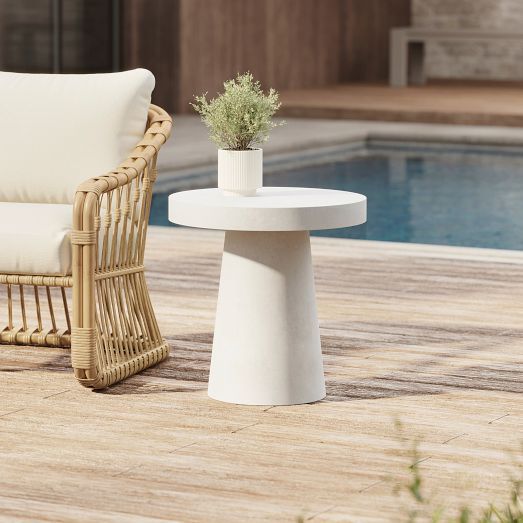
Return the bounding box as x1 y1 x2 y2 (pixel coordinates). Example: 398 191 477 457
70 105 172 387
72 104 172 266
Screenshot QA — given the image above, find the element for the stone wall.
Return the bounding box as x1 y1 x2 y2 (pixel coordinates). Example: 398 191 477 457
412 0 523 81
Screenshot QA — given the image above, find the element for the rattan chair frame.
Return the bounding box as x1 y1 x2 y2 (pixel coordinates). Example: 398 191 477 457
0 104 172 388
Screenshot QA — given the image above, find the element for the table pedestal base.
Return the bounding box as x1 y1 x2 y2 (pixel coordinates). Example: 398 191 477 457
208 231 326 405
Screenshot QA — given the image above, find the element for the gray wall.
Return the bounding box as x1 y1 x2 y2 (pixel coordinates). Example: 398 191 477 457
413 0 523 81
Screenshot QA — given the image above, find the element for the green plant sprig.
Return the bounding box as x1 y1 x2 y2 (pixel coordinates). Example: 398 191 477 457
191 72 284 151
394 420 523 523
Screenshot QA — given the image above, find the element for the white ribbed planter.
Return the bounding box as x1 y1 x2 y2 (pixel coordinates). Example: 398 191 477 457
218 148 263 196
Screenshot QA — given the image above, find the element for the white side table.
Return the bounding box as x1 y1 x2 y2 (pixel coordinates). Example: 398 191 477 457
169 187 366 405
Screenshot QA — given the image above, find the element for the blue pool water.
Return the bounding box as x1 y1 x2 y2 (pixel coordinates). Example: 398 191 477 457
151 148 523 250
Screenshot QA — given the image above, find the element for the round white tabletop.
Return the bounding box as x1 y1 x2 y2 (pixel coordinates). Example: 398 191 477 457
169 187 366 231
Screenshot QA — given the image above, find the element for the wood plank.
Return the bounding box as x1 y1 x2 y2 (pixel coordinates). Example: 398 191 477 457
0 227 522 521
177 0 269 113
0 1 408 111
120 0 180 111
279 83 523 126
341 0 411 83
264 0 341 89
176 0 342 112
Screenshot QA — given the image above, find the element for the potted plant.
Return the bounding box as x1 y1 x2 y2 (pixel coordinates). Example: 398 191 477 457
192 72 283 196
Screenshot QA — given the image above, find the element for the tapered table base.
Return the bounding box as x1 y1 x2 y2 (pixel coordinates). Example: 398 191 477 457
208 230 326 405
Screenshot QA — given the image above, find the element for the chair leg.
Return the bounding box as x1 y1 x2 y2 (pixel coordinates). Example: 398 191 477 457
72 269 169 389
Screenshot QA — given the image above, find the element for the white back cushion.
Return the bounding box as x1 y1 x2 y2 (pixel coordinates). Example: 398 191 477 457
0 69 154 204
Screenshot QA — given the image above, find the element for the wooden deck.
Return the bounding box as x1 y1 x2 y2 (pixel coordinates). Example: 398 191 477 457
279 83 523 127
1 226 522 522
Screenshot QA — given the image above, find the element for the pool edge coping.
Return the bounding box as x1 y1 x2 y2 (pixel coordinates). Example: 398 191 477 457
154 129 523 194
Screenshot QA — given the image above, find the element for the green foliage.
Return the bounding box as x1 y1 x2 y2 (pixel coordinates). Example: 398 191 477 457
191 72 283 150
395 421 523 523
294 423 521 523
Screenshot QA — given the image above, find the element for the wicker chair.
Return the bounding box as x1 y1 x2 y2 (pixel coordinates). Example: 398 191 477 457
0 69 172 388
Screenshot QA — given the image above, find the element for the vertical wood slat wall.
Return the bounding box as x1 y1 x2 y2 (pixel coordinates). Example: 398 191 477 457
341 0 412 83
120 0 411 114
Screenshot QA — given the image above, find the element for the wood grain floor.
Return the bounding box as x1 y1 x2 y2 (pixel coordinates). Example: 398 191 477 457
1 226 522 522
279 83 523 127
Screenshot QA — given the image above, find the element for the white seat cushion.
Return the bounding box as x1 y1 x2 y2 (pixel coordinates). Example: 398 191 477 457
0 69 154 204
0 202 73 275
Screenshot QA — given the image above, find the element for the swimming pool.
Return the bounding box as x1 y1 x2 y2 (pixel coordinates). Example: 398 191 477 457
151 146 523 250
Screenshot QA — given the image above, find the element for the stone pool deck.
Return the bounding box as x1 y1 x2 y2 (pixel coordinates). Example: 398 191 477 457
1 227 522 522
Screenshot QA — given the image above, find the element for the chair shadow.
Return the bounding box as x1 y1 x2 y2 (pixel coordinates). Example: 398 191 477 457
0 349 70 374
321 324 523 402
0 335 210 396
108 325 523 400
3 327 521 401
97 333 212 395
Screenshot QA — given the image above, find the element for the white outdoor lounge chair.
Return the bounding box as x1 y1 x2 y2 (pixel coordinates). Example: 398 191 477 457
0 68 172 388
